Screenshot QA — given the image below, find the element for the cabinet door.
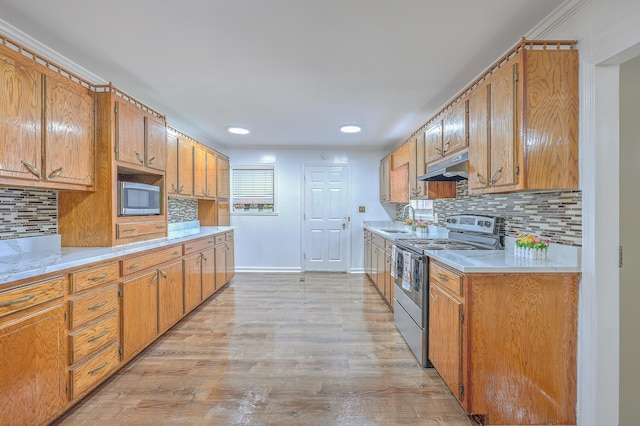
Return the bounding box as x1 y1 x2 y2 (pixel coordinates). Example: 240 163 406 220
177 137 194 196
45 74 95 187
193 144 207 198
205 151 217 199
424 120 443 164
115 100 146 167
216 157 230 225
489 57 519 189
183 253 202 312
166 132 179 195
0 304 67 425
468 79 490 192
429 284 463 401
0 51 43 182
201 247 215 297
158 259 183 332
442 100 468 156
121 270 159 359
383 249 392 304
225 240 235 282
379 156 390 202
145 116 167 171
375 244 385 292
215 243 226 291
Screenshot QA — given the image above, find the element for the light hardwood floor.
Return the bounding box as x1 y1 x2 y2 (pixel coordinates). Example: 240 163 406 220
54 272 478 425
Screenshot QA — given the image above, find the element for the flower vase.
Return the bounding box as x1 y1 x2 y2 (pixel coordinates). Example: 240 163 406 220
415 227 428 236
404 225 413 232
515 246 548 260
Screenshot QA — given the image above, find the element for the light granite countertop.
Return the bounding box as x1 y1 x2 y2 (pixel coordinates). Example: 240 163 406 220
0 221 233 287
364 221 581 274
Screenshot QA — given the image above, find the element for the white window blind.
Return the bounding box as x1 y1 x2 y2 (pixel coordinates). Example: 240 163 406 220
231 165 276 213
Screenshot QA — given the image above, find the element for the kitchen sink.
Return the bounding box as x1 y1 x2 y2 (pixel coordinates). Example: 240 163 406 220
379 228 410 233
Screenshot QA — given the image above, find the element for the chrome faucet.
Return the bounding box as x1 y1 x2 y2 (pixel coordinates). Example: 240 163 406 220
402 204 415 229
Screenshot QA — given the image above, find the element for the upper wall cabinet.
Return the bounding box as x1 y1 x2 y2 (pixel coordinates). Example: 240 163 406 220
115 99 166 172
468 40 579 194
425 100 469 166
0 42 95 191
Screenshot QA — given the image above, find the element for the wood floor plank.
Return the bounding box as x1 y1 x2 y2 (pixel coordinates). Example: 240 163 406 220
53 272 478 425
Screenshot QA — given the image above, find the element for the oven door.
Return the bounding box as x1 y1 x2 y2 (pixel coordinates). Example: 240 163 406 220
393 248 426 328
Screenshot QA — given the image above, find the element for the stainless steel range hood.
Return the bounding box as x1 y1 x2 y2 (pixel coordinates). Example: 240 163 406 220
417 151 468 181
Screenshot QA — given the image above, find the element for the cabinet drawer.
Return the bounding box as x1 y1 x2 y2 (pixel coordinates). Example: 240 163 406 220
69 312 119 364
69 262 119 293
68 284 118 329
121 245 182 276
184 237 215 254
225 231 234 241
385 239 394 250
117 220 166 239
70 342 119 399
371 234 385 247
0 276 64 319
430 261 463 297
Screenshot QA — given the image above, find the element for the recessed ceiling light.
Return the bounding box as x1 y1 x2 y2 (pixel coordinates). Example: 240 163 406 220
340 125 361 134
228 126 250 135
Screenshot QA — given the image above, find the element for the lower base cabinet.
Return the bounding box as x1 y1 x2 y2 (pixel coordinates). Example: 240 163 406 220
429 260 579 425
0 303 67 426
121 270 159 360
158 259 184 332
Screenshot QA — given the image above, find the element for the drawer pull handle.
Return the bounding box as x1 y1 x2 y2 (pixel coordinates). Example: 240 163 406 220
155 225 164 229
87 329 108 343
437 273 449 281
0 294 35 308
88 273 108 281
127 263 141 270
122 229 135 233
149 273 158 286
172 251 180 255
158 269 167 278
48 166 64 179
87 300 108 310
21 160 42 180
88 361 108 375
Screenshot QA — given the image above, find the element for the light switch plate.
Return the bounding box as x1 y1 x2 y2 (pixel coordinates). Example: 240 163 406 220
358 205 365 213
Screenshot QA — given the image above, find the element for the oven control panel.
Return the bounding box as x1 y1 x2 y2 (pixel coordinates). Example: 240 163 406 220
445 215 501 234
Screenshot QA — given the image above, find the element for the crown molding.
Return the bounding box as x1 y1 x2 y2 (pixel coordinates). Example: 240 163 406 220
0 18 107 84
526 0 592 40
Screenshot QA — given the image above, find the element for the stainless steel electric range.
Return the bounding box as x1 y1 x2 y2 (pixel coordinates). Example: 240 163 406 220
392 214 504 367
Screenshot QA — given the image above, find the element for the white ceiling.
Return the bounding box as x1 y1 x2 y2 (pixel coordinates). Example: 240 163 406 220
0 0 566 150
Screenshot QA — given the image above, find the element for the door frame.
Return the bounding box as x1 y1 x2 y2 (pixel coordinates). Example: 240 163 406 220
300 163 351 273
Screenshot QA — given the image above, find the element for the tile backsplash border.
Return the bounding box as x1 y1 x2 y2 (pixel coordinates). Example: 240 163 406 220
396 181 582 247
0 188 57 240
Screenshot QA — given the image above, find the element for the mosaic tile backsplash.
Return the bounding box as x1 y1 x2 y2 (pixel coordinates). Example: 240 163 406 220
397 181 582 247
168 197 198 223
0 188 57 240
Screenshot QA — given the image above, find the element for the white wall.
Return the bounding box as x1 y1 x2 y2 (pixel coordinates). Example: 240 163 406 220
533 0 640 424
226 147 394 273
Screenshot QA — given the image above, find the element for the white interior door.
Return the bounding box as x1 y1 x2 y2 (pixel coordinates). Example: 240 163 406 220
303 165 349 272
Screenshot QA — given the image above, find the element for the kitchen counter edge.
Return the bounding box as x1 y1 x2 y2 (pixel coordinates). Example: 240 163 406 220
0 226 234 287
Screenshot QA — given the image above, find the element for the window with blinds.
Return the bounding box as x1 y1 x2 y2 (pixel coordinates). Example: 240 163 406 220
231 165 276 214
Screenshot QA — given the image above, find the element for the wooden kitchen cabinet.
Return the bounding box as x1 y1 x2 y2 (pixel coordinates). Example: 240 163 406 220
467 40 578 194
428 259 579 425
214 232 235 291
157 259 184 333
0 276 67 426
424 120 443 165
408 134 457 200
205 150 218 199
367 233 393 308
193 142 207 198
0 43 95 191
389 143 410 203
183 237 217 312
115 99 167 172
424 100 468 167
121 270 159 360
216 156 230 226
379 155 391 202
177 136 194 196
166 131 179 195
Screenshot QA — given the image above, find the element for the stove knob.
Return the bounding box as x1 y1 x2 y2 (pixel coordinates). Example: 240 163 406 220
484 221 492 227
